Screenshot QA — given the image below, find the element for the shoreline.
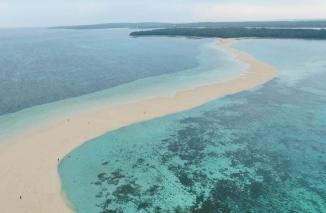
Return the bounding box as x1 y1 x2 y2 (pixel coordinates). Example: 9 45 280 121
0 39 240 144
0 39 278 212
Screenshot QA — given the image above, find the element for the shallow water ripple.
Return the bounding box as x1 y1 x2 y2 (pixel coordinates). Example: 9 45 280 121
60 76 326 212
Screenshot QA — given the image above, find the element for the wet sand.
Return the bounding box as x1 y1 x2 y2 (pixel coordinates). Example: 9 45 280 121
0 39 278 212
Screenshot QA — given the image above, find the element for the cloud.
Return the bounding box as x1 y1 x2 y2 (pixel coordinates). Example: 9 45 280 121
0 0 326 28
191 2 326 21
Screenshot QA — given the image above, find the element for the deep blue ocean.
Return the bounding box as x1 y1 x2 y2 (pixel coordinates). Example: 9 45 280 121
0 28 208 115
0 28 244 139
59 39 326 212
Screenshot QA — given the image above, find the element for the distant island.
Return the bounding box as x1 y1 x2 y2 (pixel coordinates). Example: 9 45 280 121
52 22 173 30
52 20 326 30
53 21 326 40
130 27 326 39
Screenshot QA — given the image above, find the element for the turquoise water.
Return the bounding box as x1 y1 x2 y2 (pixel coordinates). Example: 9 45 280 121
234 39 326 85
60 39 326 212
0 29 245 140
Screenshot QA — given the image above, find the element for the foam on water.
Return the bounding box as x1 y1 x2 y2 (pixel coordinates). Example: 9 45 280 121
60 39 326 212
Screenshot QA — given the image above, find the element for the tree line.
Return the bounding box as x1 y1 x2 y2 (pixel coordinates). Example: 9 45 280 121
130 27 326 39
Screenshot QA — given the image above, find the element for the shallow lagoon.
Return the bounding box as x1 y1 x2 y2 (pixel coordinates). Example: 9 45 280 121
60 39 326 212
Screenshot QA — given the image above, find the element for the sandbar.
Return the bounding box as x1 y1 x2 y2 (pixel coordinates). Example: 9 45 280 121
0 39 278 212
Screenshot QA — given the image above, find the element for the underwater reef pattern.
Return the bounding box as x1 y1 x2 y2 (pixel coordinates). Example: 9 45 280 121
60 70 326 213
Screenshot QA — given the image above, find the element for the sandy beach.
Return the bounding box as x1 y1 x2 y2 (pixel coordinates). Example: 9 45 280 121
0 39 278 213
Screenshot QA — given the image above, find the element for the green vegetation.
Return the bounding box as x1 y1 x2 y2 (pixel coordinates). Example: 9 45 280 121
130 27 326 39
52 20 326 39
177 20 326 29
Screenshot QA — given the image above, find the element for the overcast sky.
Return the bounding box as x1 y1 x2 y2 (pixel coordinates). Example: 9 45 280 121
1 0 326 28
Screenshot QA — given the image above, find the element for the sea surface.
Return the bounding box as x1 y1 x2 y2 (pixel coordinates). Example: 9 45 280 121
60 39 326 212
0 28 244 140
